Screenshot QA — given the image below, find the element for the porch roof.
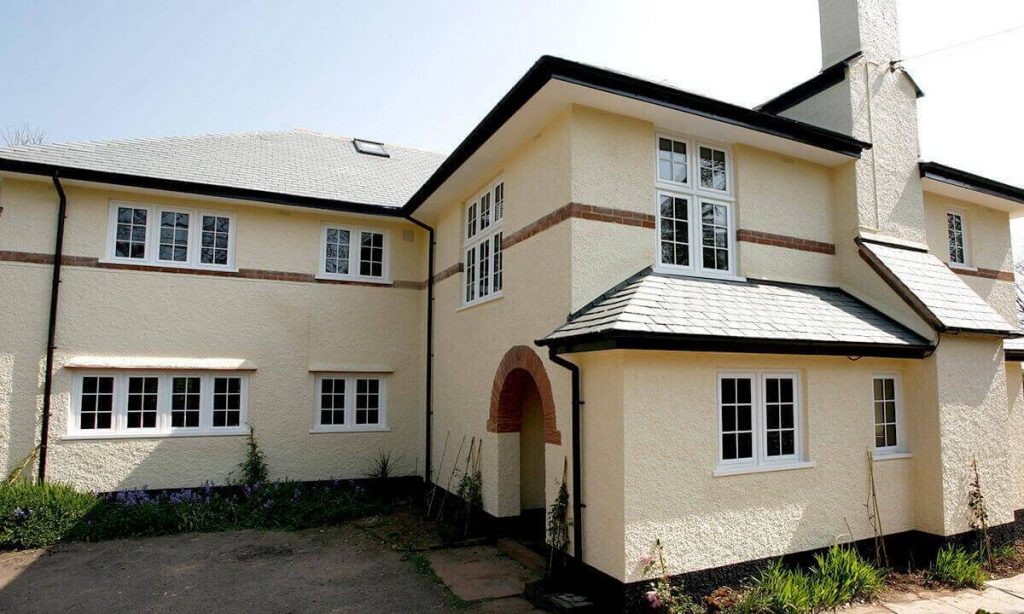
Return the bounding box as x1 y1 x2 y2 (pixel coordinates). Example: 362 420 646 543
537 268 932 358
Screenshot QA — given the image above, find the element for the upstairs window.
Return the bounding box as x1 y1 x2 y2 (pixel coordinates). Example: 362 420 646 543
655 135 735 278
107 202 235 270
319 225 389 282
718 372 803 470
946 211 968 266
463 179 504 306
70 372 248 437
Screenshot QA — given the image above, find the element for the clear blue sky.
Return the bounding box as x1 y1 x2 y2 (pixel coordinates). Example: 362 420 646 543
2 0 1022 188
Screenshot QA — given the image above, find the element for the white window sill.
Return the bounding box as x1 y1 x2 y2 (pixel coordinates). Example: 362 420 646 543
713 460 815 477
653 265 745 283
872 451 912 461
98 258 239 274
948 263 976 272
62 429 248 441
315 273 392 285
309 427 391 434
458 292 504 312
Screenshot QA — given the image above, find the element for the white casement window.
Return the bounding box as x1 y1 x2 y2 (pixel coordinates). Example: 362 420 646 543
313 374 387 432
463 179 504 306
655 135 736 278
717 372 803 471
106 202 236 270
872 375 903 453
946 211 968 266
319 225 389 282
69 372 248 438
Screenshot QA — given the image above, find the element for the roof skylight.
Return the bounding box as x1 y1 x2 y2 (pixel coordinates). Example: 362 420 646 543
353 139 389 158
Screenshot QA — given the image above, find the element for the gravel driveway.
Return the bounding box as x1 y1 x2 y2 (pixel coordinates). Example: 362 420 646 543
0 526 452 613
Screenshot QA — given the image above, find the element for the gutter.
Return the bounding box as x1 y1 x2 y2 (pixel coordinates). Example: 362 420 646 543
405 214 435 487
546 349 583 563
919 161 1024 206
38 173 67 482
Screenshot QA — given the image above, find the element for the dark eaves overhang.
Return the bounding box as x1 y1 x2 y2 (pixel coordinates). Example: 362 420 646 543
1006 347 1024 361
403 55 871 215
535 330 933 360
757 52 862 115
919 162 1024 206
0 158 405 217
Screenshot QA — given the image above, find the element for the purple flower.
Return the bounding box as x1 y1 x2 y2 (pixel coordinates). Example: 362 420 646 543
13 507 28 521
645 591 662 609
639 555 655 568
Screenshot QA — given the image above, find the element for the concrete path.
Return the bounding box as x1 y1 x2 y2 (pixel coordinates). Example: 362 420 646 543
426 545 544 611
845 573 1024 613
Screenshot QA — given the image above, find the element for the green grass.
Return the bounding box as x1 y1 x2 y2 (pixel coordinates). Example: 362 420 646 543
930 545 987 589
727 546 884 614
1 479 383 550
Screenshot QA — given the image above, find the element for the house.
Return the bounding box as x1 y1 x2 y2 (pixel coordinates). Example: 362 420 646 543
3 0 1024 592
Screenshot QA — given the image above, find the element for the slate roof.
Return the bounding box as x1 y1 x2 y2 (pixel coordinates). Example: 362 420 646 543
857 239 1018 336
0 129 445 209
538 269 931 358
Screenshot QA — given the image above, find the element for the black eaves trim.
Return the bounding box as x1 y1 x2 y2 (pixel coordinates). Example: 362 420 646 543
757 52 862 115
536 331 933 360
403 55 871 215
920 162 1024 206
0 158 405 217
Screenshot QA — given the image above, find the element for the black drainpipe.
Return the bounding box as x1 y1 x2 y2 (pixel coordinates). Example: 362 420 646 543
38 173 67 483
405 214 435 486
548 349 583 563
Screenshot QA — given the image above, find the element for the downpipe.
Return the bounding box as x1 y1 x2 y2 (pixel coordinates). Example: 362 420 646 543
38 173 67 482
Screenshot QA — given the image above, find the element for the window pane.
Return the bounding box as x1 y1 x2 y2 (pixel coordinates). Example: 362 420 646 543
700 201 730 272
478 240 490 298
699 146 728 191
493 183 504 221
947 213 965 264
479 193 491 230
318 378 345 426
115 207 147 260
126 376 159 429
200 215 230 265
171 377 201 428
467 203 477 239
659 195 689 267
720 377 754 462
764 377 796 458
872 377 899 449
158 211 189 262
359 231 384 278
492 233 503 292
355 378 381 426
465 248 476 302
657 138 687 184
80 376 115 430
212 377 242 428
324 228 351 275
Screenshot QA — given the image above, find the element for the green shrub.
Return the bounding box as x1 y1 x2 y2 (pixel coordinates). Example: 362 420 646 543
238 427 269 484
0 481 99 549
727 547 883 614
931 545 987 588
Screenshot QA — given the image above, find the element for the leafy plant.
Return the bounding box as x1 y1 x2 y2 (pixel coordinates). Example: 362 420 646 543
639 539 702 613
238 426 269 485
930 545 987 588
812 545 884 605
547 458 572 577
0 480 98 548
968 458 992 562
365 450 401 481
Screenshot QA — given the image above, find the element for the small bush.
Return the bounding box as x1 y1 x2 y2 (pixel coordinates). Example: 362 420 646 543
727 547 883 614
930 545 987 588
238 427 269 485
0 481 99 549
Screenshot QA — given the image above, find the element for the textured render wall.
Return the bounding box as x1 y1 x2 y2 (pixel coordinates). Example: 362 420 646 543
0 178 427 490
429 111 574 519
576 351 626 578
779 81 854 137
617 351 918 582
922 193 1017 325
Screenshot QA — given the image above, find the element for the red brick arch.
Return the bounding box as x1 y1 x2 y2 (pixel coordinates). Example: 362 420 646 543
487 346 562 445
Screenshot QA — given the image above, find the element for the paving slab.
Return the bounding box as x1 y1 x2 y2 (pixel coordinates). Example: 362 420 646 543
937 587 1024 613
991 575 1024 600
426 545 536 602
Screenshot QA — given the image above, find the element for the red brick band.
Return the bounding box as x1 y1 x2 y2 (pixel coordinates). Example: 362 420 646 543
502 202 655 250
950 265 1014 282
0 250 425 289
487 345 562 445
736 229 836 255
434 262 463 283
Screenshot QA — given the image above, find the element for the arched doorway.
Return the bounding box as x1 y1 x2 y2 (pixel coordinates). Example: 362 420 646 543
488 346 561 535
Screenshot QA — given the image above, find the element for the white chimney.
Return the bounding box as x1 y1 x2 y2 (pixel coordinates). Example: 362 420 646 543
818 0 902 67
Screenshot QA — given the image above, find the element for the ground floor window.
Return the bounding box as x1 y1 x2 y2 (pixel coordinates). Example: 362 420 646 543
70 372 249 437
313 374 387 432
872 374 903 453
717 372 802 469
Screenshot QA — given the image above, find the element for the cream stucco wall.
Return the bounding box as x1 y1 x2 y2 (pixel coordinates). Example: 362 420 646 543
0 177 427 490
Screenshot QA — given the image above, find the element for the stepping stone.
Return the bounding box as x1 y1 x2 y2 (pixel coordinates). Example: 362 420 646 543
427 546 536 602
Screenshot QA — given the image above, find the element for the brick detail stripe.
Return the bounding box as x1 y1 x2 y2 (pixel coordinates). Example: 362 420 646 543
950 265 1014 282
434 262 463 284
0 250 425 289
502 202 655 250
736 229 836 255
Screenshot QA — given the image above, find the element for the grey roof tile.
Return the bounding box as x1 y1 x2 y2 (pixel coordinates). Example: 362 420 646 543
859 241 1016 335
541 269 928 349
0 129 446 208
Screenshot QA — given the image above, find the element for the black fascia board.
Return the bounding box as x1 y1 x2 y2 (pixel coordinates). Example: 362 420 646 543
0 158 405 217
757 52 862 115
919 161 1024 206
403 55 871 215
536 330 932 360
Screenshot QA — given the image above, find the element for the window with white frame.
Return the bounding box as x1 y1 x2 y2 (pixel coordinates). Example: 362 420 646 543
463 179 504 305
70 372 248 437
946 211 967 266
718 372 802 469
872 375 902 452
655 136 735 277
313 374 387 432
319 225 389 281
107 202 236 270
